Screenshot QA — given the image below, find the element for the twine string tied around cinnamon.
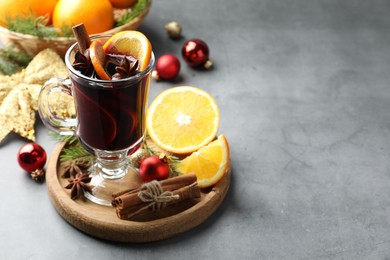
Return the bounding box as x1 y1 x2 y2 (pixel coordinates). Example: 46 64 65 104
137 180 180 212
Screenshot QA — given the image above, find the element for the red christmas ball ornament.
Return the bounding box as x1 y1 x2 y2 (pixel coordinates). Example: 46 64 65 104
139 156 170 182
182 39 213 69
152 54 181 81
17 143 47 181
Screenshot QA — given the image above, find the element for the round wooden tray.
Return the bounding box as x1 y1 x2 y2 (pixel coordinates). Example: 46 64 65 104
46 142 231 243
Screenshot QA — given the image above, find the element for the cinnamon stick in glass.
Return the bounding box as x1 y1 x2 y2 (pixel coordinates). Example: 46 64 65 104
72 24 91 54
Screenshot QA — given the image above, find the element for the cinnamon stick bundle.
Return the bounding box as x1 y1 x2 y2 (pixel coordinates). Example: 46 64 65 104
116 182 200 220
112 174 201 220
112 174 197 208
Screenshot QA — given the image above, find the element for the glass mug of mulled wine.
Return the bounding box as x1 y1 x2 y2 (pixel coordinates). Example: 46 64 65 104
38 35 155 206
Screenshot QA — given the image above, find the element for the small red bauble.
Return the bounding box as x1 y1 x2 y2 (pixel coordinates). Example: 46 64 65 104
182 39 213 69
17 143 47 181
139 156 170 182
152 54 181 80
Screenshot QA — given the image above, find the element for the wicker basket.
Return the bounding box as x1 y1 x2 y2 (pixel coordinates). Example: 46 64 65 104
0 2 152 58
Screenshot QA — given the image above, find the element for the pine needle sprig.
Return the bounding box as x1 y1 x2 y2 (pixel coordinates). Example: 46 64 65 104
142 137 181 177
0 46 32 75
5 14 59 38
0 56 20 75
116 0 150 27
0 46 32 66
48 131 93 165
48 131 79 145
60 142 94 165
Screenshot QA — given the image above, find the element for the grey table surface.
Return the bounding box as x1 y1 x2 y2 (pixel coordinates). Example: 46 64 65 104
2 0 390 259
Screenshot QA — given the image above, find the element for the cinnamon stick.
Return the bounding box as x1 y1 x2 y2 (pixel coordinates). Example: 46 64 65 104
112 174 197 207
116 182 201 220
72 24 91 54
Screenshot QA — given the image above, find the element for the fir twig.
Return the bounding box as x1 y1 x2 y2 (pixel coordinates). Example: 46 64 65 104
116 0 150 27
0 46 31 66
48 131 79 145
0 56 19 75
58 24 73 37
60 143 94 165
5 14 59 37
0 46 32 75
142 137 181 177
48 131 94 164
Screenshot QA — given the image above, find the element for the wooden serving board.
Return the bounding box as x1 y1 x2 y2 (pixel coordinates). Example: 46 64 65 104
46 142 231 243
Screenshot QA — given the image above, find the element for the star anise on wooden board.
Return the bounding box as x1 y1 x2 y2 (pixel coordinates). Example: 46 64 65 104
65 172 93 200
62 160 91 178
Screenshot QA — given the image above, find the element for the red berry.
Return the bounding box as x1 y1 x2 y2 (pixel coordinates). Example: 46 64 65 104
17 143 47 172
139 156 170 182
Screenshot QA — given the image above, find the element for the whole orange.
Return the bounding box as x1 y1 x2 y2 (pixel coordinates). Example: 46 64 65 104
109 0 137 9
53 0 114 35
0 0 58 27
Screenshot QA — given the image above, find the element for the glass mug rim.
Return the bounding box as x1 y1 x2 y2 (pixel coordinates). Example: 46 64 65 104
64 34 155 86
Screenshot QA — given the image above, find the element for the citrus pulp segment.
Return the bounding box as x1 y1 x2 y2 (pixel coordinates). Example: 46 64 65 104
103 31 152 71
176 135 230 188
146 86 220 154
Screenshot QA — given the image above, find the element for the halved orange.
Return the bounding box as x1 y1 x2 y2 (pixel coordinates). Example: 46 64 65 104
146 86 220 154
89 39 111 80
176 135 230 188
103 30 152 71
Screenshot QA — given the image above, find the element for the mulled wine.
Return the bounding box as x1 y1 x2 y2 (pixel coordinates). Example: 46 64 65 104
70 69 149 151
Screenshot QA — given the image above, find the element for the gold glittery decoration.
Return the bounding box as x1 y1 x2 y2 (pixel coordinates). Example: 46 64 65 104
0 49 74 142
0 84 36 141
23 48 68 84
0 73 25 104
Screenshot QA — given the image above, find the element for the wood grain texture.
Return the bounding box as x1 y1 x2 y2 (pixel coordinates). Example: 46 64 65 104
46 142 231 243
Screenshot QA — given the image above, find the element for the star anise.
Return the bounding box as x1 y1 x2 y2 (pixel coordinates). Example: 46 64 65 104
72 49 93 76
65 172 93 200
62 160 91 178
114 57 139 79
106 54 139 80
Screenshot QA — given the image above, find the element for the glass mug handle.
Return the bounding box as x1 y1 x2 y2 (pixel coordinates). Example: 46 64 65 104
38 78 77 136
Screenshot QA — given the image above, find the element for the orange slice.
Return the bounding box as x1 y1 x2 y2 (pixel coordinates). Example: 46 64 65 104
89 39 111 80
103 30 152 71
146 86 220 154
176 135 230 188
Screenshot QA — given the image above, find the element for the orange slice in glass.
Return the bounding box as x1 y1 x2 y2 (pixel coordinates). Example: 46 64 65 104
176 135 230 188
146 86 220 154
103 30 152 71
89 39 111 80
